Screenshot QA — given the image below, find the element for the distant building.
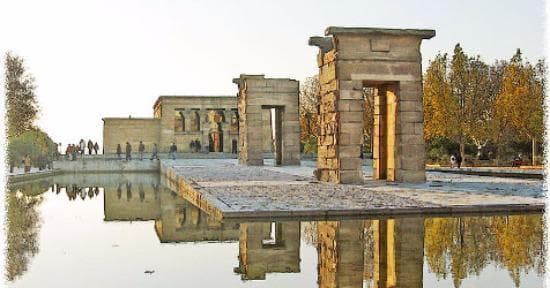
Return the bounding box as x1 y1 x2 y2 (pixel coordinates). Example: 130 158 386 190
103 95 240 153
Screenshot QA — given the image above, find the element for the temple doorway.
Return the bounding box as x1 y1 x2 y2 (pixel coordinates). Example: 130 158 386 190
264 107 283 166
364 83 397 181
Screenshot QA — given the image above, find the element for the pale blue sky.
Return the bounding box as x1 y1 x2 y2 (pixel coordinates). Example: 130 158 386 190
0 0 546 146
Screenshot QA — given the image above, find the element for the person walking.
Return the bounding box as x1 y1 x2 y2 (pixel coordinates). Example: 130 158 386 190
150 143 159 160
138 141 145 160
116 144 122 159
169 142 177 160
9 157 15 173
23 154 32 173
79 139 86 157
94 142 99 154
53 143 59 160
71 144 77 161
450 154 456 168
456 153 463 168
65 144 70 160
125 142 132 161
87 139 94 155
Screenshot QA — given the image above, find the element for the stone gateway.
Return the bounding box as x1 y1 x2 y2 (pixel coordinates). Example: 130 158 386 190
309 27 435 183
233 75 301 166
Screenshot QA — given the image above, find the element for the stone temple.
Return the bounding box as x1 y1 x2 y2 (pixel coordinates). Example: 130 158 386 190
103 96 240 153
102 26 436 184
103 95 276 156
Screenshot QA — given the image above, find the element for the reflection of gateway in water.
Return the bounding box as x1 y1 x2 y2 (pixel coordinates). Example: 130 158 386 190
234 222 301 280
317 219 424 288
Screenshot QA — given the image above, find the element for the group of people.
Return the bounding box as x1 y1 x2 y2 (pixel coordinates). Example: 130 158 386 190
56 185 101 201
50 182 160 202
64 139 100 161
115 141 177 160
450 153 463 168
15 154 50 173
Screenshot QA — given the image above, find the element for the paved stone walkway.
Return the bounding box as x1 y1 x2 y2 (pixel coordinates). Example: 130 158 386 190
161 159 544 219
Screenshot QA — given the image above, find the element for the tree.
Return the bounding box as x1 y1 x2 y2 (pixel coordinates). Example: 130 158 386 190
7 128 56 169
464 56 492 158
423 53 458 142
486 60 510 164
5 52 39 138
362 88 374 153
6 184 45 281
299 76 320 153
449 44 470 160
495 49 544 165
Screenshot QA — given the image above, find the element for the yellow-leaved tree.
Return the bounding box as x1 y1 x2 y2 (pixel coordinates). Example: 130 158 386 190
495 50 544 165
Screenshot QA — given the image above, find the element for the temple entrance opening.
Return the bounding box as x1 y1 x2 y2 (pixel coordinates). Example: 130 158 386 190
260 106 284 165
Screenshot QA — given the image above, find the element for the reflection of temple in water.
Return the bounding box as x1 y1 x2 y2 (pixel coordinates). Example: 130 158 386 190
154 190 240 242
99 175 239 242
234 222 301 280
103 182 161 221
317 218 424 288
8 175 544 287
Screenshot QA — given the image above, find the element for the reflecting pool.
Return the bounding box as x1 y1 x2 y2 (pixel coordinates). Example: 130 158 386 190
6 173 544 287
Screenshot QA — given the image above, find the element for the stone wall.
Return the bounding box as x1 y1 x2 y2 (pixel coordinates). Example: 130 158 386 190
103 118 161 154
153 96 239 153
233 75 300 166
310 27 434 183
53 158 159 172
103 96 239 154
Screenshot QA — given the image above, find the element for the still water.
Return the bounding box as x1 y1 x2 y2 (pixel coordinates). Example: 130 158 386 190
6 173 544 287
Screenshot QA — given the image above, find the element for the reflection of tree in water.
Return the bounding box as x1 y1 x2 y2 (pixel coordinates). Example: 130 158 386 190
6 189 44 281
424 214 544 288
493 215 544 287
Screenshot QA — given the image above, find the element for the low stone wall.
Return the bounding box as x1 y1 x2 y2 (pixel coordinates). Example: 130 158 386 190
160 161 227 221
8 170 60 184
427 166 543 179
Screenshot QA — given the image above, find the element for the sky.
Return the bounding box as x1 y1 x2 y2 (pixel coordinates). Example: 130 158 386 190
0 0 546 147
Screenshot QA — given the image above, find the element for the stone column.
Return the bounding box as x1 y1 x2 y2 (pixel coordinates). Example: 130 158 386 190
396 81 426 182
181 110 190 133
198 110 209 152
223 109 232 153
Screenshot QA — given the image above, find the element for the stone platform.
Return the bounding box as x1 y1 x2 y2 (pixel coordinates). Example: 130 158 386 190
160 159 544 220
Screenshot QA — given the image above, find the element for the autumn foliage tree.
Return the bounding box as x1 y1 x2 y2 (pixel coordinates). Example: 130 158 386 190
423 45 545 165
5 53 40 138
4 52 56 169
495 50 545 165
299 76 320 153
